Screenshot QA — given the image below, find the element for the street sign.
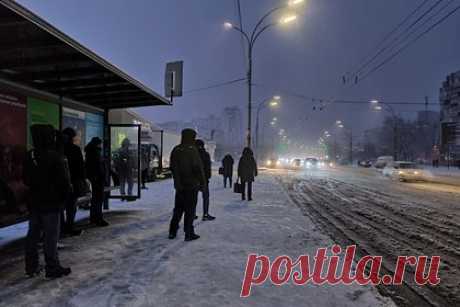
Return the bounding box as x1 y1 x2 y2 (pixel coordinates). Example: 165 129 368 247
165 61 183 99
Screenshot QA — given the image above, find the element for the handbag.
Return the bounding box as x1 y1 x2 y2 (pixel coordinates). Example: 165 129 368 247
233 179 242 194
218 167 224 175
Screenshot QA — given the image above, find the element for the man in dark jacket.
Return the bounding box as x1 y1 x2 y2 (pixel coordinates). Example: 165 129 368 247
114 138 134 200
222 154 234 188
237 147 258 201
24 124 72 278
168 129 205 241
85 137 109 227
195 139 215 221
62 127 84 236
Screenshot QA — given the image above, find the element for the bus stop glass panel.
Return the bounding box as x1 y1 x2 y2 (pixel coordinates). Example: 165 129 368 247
109 125 141 200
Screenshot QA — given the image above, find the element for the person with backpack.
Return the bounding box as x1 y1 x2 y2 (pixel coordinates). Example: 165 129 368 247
24 124 72 279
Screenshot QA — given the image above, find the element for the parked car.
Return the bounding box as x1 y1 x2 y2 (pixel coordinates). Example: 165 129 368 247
374 156 394 169
382 161 427 182
358 160 373 168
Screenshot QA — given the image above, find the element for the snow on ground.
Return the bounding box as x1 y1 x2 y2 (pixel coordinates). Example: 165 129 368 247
0 171 395 307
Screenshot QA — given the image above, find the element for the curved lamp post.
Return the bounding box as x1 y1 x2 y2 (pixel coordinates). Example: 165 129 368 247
224 0 303 148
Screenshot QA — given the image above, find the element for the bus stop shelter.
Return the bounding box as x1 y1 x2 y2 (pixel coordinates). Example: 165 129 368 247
0 0 170 228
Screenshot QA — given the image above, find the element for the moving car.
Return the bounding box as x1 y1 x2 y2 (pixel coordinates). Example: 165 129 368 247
374 156 394 169
265 157 281 169
292 158 303 169
382 161 427 182
305 158 319 169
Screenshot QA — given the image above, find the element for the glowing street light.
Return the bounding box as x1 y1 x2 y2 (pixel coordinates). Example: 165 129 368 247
374 105 383 111
256 95 282 154
280 15 297 24
370 99 379 104
223 2 304 148
336 120 342 125
289 0 305 6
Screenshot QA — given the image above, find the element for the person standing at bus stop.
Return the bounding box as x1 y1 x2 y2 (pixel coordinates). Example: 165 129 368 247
222 154 234 188
85 137 109 227
195 139 215 221
24 124 72 278
62 127 84 236
169 129 205 241
238 147 258 201
114 138 134 200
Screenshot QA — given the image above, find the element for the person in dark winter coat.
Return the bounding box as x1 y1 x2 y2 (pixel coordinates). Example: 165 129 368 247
85 137 109 227
237 147 258 201
222 154 234 188
168 129 205 241
195 139 215 221
23 124 72 279
114 138 134 200
62 127 85 236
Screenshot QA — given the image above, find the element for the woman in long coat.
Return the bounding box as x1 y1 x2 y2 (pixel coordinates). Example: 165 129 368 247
237 147 257 201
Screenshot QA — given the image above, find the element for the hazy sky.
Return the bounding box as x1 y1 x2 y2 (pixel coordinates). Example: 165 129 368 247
17 0 460 142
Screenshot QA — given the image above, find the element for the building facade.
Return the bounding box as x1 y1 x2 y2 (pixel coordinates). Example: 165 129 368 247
440 70 460 159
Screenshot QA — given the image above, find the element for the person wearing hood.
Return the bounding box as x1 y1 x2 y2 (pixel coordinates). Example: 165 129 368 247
195 139 215 221
23 124 72 279
114 138 134 200
85 137 109 227
222 154 234 188
168 129 205 241
62 127 85 236
237 147 258 201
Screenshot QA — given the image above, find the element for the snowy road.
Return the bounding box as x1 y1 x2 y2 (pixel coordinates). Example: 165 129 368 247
280 166 460 307
0 171 396 307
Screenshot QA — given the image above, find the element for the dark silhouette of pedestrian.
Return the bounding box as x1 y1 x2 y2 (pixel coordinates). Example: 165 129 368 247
168 129 205 241
222 154 234 188
195 139 215 221
141 147 149 190
114 138 134 200
24 124 72 279
237 147 258 201
62 127 85 236
85 137 109 227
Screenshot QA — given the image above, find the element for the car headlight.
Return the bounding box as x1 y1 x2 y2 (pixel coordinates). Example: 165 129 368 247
398 171 404 175
266 160 272 166
276 160 281 166
414 171 419 175
329 163 334 167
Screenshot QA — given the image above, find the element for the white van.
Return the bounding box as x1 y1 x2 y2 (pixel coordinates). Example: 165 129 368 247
374 156 394 169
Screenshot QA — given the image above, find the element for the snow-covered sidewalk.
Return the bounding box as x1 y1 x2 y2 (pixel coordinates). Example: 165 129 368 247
0 172 394 307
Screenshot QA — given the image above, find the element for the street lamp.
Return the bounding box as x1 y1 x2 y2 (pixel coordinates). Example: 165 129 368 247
224 1 303 148
336 120 353 164
371 101 398 160
255 96 281 157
